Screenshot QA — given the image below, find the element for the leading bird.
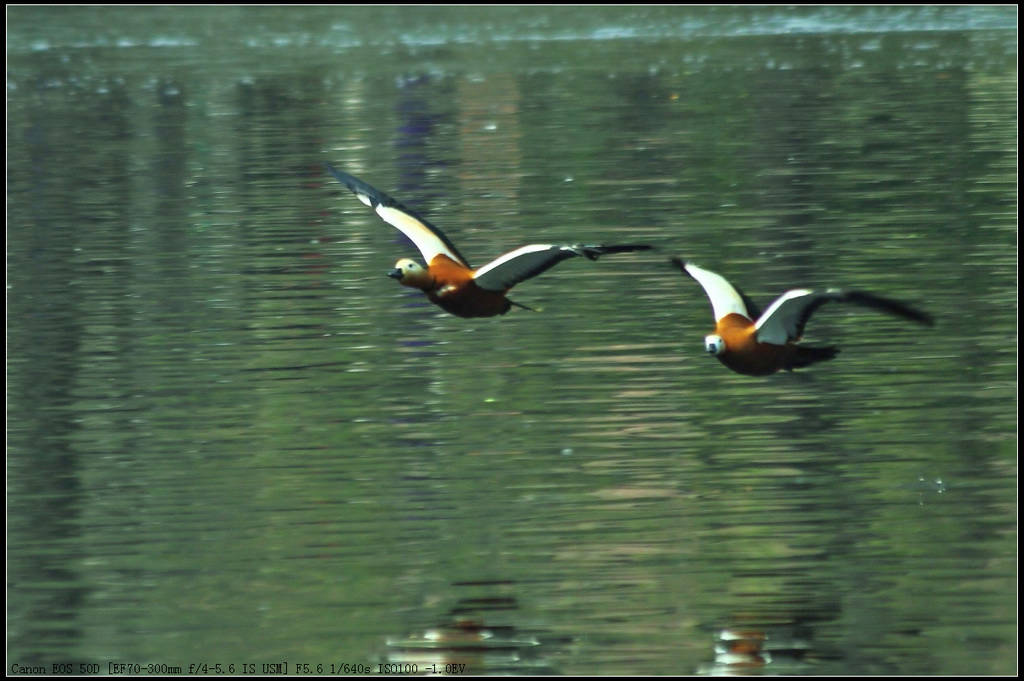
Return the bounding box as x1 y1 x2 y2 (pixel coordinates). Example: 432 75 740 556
671 257 933 376
327 164 651 318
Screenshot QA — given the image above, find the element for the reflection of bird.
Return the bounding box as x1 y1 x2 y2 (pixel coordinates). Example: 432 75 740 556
714 628 771 670
671 258 933 376
326 164 652 318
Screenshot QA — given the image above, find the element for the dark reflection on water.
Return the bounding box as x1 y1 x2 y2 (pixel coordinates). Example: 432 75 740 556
7 5 1016 676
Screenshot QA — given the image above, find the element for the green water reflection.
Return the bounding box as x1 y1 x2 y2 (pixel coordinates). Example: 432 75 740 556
7 5 1016 675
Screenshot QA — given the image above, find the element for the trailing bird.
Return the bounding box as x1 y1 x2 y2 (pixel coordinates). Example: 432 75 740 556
671 257 933 376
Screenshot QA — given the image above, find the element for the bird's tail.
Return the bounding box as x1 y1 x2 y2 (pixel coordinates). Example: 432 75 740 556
508 299 537 312
787 345 840 370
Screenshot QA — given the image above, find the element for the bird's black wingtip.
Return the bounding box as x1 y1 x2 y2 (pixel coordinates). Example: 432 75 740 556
845 290 935 327
668 256 689 272
573 244 654 260
906 304 935 327
595 244 655 254
608 244 654 257
324 162 349 183
324 164 383 208
324 163 347 186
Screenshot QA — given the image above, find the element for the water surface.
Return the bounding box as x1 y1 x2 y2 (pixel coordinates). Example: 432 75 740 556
7 5 1017 675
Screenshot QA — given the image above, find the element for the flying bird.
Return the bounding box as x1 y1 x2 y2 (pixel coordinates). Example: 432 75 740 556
327 164 651 318
671 257 933 376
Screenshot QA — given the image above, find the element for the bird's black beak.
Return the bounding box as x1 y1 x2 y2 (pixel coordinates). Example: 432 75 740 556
387 267 403 280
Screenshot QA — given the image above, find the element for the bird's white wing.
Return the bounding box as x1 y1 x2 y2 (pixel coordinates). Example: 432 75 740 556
326 164 470 267
473 243 650 292
755 288 934 345
753 289 821 344
678 260 754 322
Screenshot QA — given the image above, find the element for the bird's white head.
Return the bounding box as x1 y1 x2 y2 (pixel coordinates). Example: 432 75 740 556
388 258 430 287
704 334 726 356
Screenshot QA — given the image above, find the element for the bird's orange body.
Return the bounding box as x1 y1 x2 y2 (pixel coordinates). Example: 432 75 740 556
712 313 802 377
413 255 512 318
